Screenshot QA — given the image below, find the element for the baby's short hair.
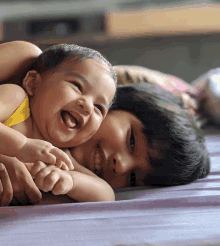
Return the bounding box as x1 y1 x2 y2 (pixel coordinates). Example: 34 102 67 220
30 43 117 84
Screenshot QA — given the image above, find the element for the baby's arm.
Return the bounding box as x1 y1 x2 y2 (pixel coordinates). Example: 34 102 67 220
0 41 42 84
28 161 73 196
0 84 73 170
29 159 115 202
0 122 73 170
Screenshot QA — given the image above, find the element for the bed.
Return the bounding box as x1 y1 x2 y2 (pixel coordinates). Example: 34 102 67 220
0 123 220 246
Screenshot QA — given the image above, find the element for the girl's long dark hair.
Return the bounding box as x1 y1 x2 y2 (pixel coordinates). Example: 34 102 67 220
111 83 210 186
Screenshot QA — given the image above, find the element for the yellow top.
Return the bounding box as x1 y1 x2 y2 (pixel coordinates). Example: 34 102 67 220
3 95 30 127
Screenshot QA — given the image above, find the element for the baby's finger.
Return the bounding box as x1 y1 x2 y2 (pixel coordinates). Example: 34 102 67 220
34 167 52 189
43 171 59 192
52 179 67 195
52 176 73 195
0 163 13 206
60 162 69 171
51 148 73 170
30 161 47 178
43 153 56 166
55 160 69 171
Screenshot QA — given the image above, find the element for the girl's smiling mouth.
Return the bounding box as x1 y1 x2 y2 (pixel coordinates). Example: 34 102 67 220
94 148 102 175
93 144 106 178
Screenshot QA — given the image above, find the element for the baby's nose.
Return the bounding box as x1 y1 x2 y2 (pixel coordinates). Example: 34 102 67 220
77 98 93 116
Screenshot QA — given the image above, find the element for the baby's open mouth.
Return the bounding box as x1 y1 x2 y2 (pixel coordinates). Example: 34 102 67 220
61 111 78 128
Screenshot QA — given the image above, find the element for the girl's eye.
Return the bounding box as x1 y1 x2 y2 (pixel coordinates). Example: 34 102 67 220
130 172 136 187
130 127 135 152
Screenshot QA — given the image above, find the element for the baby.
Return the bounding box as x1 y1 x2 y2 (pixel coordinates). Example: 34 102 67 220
0 41 117 205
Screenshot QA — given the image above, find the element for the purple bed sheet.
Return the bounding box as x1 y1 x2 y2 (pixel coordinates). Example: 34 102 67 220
1 126 220 246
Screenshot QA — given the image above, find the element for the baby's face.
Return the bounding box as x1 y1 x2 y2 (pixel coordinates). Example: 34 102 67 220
29 58 116 148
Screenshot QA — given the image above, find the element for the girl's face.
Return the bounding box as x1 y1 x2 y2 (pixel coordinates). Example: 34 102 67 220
70 110 152 188
25 59 116 148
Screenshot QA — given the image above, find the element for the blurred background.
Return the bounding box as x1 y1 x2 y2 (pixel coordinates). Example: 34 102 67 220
1 0 220 83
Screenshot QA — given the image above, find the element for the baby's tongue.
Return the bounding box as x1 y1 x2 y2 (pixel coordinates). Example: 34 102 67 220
62 111 76 128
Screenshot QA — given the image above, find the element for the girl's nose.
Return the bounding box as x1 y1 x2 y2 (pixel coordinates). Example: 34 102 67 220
111 153 131 174
76 97 93 116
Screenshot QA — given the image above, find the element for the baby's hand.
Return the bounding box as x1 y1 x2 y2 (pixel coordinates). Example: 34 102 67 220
30 161 74 195
16 138 73 171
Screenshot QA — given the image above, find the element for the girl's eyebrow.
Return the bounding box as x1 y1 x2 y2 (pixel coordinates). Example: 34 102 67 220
66 71 109 108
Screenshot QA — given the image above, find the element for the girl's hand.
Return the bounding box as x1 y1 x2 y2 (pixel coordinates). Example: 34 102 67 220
29 161 74 195
0 155 42 206
16 138 74 171
0 163 13 206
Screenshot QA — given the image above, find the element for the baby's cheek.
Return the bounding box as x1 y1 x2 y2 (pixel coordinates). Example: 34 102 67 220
90 115 103 134
77 117 102 145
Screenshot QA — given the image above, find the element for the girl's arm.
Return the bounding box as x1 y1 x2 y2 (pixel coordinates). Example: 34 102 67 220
0 162 13 206
64 148 115 201
67 171 115 202
0 41 42 84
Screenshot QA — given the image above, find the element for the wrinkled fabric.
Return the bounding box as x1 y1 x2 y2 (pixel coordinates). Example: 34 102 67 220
0 125 220 246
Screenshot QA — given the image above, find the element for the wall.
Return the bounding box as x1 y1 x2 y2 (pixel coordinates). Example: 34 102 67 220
79 34 220 83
